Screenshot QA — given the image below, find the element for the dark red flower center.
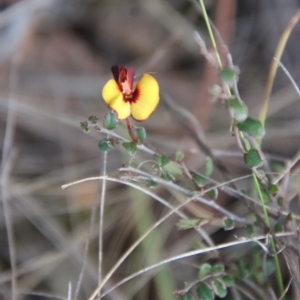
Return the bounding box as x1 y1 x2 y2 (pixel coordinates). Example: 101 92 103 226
111 65 140 103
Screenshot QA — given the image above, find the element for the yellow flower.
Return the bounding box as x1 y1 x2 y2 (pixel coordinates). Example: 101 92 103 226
102 65 159 121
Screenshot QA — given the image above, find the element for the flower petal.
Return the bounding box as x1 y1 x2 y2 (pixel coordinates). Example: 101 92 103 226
102 79 131 120
130 74 159 121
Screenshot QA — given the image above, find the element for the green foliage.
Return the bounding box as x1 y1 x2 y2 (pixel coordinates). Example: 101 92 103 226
103 111 118 130
197 282 214 300
145 180 157 188
226 97 248 122
205 157 213 176
244 149 263 167
211 264 225 274
88 115 99 123
223 218 234 230
122 141 137 155
160 169 175 181
182 294 194 300
133 126 147 142
193 172 207 187
98 138 114 151
175 150 185 162
199 263 212 279
222 275 234 287
211 278 227 298
219 67 237 84
154 154 170 167
237 117 265 137
205 187 218 200
268 183 278 195
177 218 206 230
80 121 89 133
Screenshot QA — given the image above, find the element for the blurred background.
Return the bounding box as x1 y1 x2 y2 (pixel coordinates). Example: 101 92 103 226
1 0 300 299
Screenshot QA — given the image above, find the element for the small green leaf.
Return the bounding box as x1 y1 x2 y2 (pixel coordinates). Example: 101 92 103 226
164 162 183 175
161 169 174 181
177 219 205 230
211 278 227 298
219 67 237 84
244 225 254 237
88 116 99 123
277 197 284 207
205 157 213 177
122 142 137 155
193 172 207 187
268 183 278 195
98 138 114 151
261 190 270 204
199 263 212 279
274 222 283 233
80 122 89 133
266 260 276 276
211 264 224 274
133 126 146 142
206 187 218 200
223 218 234 230
103 111 118 130
154 154 170 167
238 259 251 278
197 282 214 300
226 98 248 122
222 275 234 287
145 180 157 188
175 150 185 162
182 294 194 300
237 117 265 137
244 149 263 168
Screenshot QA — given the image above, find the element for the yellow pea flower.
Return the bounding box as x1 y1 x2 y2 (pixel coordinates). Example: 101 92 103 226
102 65 159 121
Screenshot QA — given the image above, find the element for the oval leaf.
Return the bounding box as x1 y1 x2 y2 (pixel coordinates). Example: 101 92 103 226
103 111 118 130
206 187 218 200
205 157 213 177
175 150 185 162
88 116 99 123
122 142 137 155
244 149 263 168
197 282 214 300
193 172 207 187
268 183 278 195
154 154 170 167
226 98 248 122
222 275 234 287
199 263 212 279
211 278 227 298
182 294 194 300
98 138 114 151
219 67 237 84
237 117 265 137
223 218 234 231
211 264 225 274
133 126 146 142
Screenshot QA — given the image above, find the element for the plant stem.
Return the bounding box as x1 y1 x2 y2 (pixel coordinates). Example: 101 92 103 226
252 173 284 298
126 118 139 143
199 0 285 297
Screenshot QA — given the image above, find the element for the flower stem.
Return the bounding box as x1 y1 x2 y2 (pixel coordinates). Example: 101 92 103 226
126 118 139 143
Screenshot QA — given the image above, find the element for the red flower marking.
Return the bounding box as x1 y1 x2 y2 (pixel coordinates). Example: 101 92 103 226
110 65 139 103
